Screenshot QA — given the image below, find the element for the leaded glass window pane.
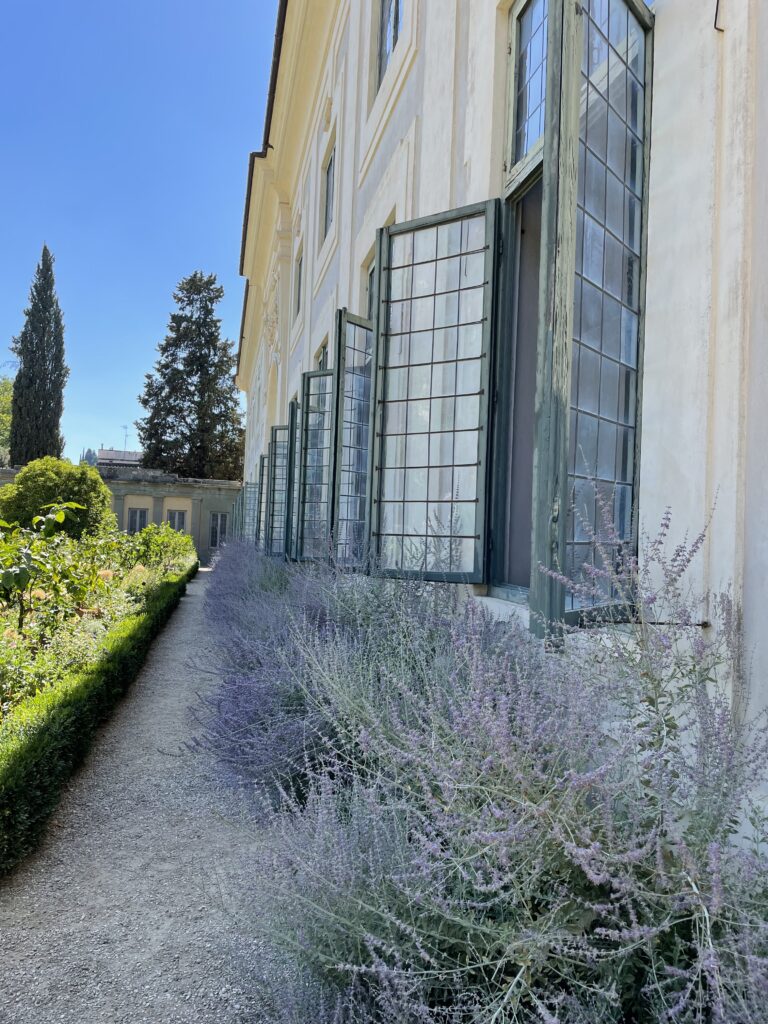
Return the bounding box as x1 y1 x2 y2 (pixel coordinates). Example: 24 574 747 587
335 315 374 568
210 512 228 550
378 0 403 89
256 454 268 549
267 426 289 557
567 0 646 608
514 0 549 163
288 400 301 560
231 484 257 542
376 207 492 579
127 508 148 535
168 509 186 533
300 372 334 560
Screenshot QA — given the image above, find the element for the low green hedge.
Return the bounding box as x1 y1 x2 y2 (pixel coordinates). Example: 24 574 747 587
0 558 199 875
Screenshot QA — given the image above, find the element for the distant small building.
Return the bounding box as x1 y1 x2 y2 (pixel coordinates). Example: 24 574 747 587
96 449 143 470
99 465 242 565
0 460 243 564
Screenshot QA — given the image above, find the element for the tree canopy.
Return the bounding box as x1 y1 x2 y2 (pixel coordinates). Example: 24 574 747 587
136 272 244 480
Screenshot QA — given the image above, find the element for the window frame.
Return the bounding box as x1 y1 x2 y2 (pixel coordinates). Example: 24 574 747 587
265 424 290 557
296 369 335 561
487 174 544 601
127 507 148 535
210 511 228 550
523 0 653 634
371 200 500 584
236 482 259 543
231 488 243 538
316 341 329 371
504 0 549 198
562 0 654 628
256 453 268 548
294 248 303 321
366 258 377 321
167 509 187 533
286 398 302 560
322 144 336 244
353 0 652 621
330 307 377 570
377 0 403 91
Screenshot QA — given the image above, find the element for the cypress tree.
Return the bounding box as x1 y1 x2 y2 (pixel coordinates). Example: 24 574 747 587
9 246 69 465
137 271 244 480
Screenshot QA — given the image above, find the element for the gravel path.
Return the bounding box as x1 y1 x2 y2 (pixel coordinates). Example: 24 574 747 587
0 570 262 1024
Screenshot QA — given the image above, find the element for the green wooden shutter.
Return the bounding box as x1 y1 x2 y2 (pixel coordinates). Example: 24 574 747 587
331 308 376 569
372 201 499 582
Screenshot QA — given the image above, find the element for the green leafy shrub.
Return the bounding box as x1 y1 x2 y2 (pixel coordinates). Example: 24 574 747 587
126 520 196 572
0 558 198 874
0 457 115 538
0 502 198 725
0 502 100 635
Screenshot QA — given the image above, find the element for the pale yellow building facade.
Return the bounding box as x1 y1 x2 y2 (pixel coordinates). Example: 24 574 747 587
237 1 768 705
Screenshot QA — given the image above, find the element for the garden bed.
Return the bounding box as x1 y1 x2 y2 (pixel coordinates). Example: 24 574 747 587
0 501 198 874
0 559 197 874
193 536 768 1023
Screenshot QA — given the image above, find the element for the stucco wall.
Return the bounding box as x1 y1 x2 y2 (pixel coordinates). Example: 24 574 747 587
106 477 240 565
238 0 767 703
641 0 765 707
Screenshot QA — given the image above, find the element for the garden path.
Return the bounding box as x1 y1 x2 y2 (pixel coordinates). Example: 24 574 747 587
0 570 262 1024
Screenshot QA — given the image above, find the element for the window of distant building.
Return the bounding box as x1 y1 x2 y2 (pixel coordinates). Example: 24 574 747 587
210 511 228 549
167 509 186 532
127 508 148 534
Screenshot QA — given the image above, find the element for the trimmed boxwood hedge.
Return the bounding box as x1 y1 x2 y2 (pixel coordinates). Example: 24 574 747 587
0 559 199 875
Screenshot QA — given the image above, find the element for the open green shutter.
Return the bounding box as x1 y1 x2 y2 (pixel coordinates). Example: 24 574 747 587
298 370 334 560
266 425 289 557
331 308 376 569
286 399 301 560
372 200 499 582
256 453 268 549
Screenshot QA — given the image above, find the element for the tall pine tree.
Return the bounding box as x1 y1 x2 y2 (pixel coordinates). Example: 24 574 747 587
9 246 69 465
137 272 244 479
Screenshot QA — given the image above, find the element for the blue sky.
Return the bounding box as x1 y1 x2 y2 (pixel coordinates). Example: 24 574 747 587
0 0 277 460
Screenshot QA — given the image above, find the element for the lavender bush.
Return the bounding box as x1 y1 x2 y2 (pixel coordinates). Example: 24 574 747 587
189 542 326 792
196 524 768 1022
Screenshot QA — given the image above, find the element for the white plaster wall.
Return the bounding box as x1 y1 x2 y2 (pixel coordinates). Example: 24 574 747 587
640 0 719 597
240 0 768 711
642 0 768 710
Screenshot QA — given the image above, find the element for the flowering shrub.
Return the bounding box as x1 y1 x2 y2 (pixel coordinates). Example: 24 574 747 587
0 506 197 719
198 523 768 1022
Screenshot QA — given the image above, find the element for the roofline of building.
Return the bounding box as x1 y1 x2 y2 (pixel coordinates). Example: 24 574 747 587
236 278 250 379
239 0 289 278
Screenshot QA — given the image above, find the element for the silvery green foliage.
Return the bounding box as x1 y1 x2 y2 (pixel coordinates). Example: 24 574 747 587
189 543 328 794
197 523 768 1022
